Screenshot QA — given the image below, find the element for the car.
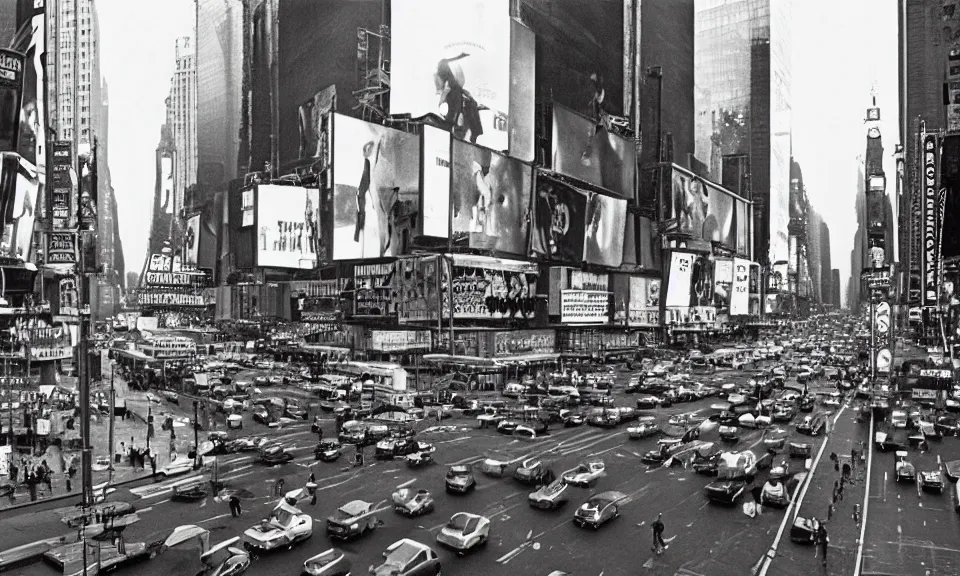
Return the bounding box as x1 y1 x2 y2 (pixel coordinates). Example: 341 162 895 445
260 443 294 465
158 456 198 478
241 500 313 552
513 458 556 486
528 478 570 510
573 491 625 529
891 410 909 429
252 407 271 425
627 417 660 439
325 500 380 540
704 479 747 504
227 436 265 453
796 414 826 436
435 512 491 555
563 413 585 427
391 488 435 517
920 470 945 494
935 416 960 437
375 436 419 460
798 396 815 413
302 548 352 576
641 437 684 464
314 439 342 462
562 460 606 488
790 516 822 544
772 403 796 423
445 465 477 494
894 451 916 482
284 402 308 420
636 395 660 409
497 420 520 434
760 479 791 508
588 410 621 428
718 425 739 442
513 424 540 440
370 539 441 576
406 444 437 468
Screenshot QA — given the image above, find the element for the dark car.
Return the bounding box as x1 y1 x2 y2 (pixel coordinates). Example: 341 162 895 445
563 413 585 427
496 420 520 435
260 443 294 465
798 396 815 413
314 439 342 462
513 458 556 486
920 470 945 494
704 479 747 504
573 491 624 529
252 407 271 425
936 416 960 437
796 414 826 436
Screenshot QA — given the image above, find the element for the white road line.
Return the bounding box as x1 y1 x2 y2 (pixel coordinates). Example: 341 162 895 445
197 513 231 524
436 437 472 445
396 478 416 489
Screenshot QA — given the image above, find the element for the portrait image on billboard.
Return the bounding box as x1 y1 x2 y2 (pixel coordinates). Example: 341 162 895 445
628 276 661 327
0 49 25 154
182 214 201 268
665 168 740 250
530 173 587 263
451 139 531 255
583 192 626 267
689 255 716 308
297 84 336 161
332 114 420 260
420 125 451 238
17 14 45 171
256 185 322 269
713 258 733 312
551 103 636 199
731 258 750 315
0 156 38 261
390 0 510 152
160 156 174 214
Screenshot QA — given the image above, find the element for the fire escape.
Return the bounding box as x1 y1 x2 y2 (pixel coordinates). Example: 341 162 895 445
355 25 391 123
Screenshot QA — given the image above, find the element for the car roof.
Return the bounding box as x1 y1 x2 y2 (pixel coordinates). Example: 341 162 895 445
338 500 371 516
387 538 432 561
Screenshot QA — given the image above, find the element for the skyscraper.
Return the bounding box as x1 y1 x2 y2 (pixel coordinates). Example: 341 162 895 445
46 0 102 146
820 220 833 308
832 269 842 310
694 0 793 266
169 35 197 218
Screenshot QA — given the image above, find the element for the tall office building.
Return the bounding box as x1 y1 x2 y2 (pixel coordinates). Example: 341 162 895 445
832 269 842 310
169 35 197 218
848 165 866 311
46 0 102 146
820 220 833 307
694 0 793 266
126 271 139 291
807 207 823 303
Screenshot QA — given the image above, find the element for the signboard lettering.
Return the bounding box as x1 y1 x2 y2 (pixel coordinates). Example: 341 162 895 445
138 293 206 307
923 134 939 306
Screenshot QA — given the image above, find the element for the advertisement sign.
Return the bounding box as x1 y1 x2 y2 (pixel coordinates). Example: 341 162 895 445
731 258 751 315
138 291 208 307
47 232 77 265
874 300 892 373
923 133 940 307
451 139 532 255
241 189 254 227
551 103 636 200
736 200 750 255
17 10 46 171
391 0 510 151
256 185 322 269
689 254 716 308
396 255 442 324
297 84 335 163
713 258 733 313
353 263 394 317
57 277 78 317
530 173 587 263
493 329 555 356
665 252 694 307
940 135 960 260
0 49 25 154
508 19 535 162
160 156 174 214
583 192 627 267
370 330 431 353
49 140 72 229
182 214 201 267
628 276 661 327
145 337 197 359
561 290 611 324
0 155 38 261
420 125 451 238
143 270 209 287
332 114 420 260
295 296 341 323
768 262 788 294
662 166 743 251
441 255 538 320
788 237 798 275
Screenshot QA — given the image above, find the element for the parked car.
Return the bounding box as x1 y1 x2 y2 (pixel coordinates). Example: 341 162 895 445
391 488 435 517
435 513 490 555
935 416 960 437
314 439 342 462
563 413 585 427
445 465 477 494
760 478 791 508
157 456 198 478
242 500 313 552
369 539 441 576
325 500 380 540
636 395 660 409
790 516 822 544
573 491 625 529
528 478 570 510
260 443 294 466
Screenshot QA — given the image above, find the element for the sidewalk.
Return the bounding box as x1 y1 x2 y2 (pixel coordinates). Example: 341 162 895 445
766 397 871 575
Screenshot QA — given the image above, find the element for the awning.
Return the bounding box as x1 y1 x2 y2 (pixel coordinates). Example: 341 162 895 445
496 353 560 364
423 354 501 371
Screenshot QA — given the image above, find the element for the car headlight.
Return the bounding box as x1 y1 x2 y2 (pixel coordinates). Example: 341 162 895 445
350 523 359 531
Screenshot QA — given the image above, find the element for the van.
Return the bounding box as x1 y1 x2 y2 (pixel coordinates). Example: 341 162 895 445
503 383 525 399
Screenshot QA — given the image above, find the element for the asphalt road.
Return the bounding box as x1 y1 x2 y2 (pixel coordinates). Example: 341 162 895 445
3 368 841 576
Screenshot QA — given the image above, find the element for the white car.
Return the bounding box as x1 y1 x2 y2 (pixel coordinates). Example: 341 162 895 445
157 456 198 478
241 500 313 551
435 512 491 555
562 460 606 487
371 539 441 576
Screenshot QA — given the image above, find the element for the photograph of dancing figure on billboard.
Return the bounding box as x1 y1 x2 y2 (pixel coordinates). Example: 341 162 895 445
530 173 587 264
332 114 420 260
583 192 626 268
451 139 532 255
551 103 636 200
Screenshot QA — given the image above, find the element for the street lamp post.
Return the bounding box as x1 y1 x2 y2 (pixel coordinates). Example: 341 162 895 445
107 363 114 475
192 400 200 470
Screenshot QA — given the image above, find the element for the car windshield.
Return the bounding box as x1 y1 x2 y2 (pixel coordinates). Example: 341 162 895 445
386 543 420 570
448 467 468 478
448 514 478 533
270 507 294 526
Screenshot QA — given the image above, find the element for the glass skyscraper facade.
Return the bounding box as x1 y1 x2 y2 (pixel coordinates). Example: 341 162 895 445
694 0 793 266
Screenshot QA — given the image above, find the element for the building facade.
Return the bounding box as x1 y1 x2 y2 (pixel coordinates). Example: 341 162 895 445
169 35 197 220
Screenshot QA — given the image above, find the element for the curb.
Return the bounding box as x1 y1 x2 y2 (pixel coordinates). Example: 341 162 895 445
0 472 154 514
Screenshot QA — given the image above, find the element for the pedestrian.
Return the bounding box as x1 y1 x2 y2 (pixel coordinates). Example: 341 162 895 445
827 502 835 521
27 472 37 501
853 503 861 524
65 472 72 493
850 447 858 470
651 513 667 553
275 477 285 497
751 485 764 516
10 461 17 483
149 450 157 475
816 523 829 566
842 462 851 482
44 469 53 493
830 452 839 472
308 471 315 483
229 495 241 517
837 481 844 502
117 441 125 464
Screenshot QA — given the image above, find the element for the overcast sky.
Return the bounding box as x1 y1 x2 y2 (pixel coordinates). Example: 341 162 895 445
99 0 899 307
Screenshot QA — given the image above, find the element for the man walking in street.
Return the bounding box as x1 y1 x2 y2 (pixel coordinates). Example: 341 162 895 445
816 523 829 567
652 513 667 553
229 495 241 517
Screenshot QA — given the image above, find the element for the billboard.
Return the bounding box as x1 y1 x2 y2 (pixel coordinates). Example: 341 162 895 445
923 133 939 307
48 140 72 229
0 154 36 260
332 114 419 260
47 232 77 265
182 214 201 268
256 185 322 269
665 251 694 307
874 300 892 373
493 329 555 356
662 166 744 251
530 173 587 263
391 0 510 151
297 84 335 162
17 10 45 172
713 258 733 313
788 236 798 275
451 139 532 255
508 19 535 162
441 255 538 320
396 255 442 324
160 156 174 214
689 254 716 308
420 125 451 238
628 276 661 327
940 134 960 260
0 49 25 154
551 103 636 199
731 258 750 315
583 192 626 267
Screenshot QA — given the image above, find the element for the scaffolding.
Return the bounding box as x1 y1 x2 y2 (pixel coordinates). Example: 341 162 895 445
355 25 391 122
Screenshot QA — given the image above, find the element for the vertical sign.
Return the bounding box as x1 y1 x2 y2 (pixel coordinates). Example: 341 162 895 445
874 300 892 374
48 140 73 229
923 133 939 308
0 49 26 153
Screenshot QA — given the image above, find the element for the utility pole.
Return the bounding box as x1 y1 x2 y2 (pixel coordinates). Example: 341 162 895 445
107 363 114 477
192 400 199 469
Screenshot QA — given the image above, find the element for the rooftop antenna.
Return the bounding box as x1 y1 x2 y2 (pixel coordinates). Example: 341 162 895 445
865 85 881 123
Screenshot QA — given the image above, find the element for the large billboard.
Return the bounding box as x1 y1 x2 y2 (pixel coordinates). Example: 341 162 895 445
0 49 25 154
420 125 451 238
940 134 960 261
451 139 532 255
530 173 587 264
332 114 420 260
923 133 939 307
551 103 636 199
16 8 45 172
182 214 201 268
713 257 733 314
391 0 511 151
730 258 750 315
297 84 335 162
665 251 694 307
441 255 538 320
508 19 536 162
583 192 626 267
628 276 661 327
0 154 36 261
662 166 745 252
160 156 174 215
396 255 442 324
256 185 322 269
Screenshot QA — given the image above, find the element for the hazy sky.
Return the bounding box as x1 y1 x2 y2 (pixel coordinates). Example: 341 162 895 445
792 0 900 307
99 0 900 306
98 0 194 279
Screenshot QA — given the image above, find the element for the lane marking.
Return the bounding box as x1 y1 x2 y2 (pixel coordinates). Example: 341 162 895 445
396 478 416 489
197 513 231 524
